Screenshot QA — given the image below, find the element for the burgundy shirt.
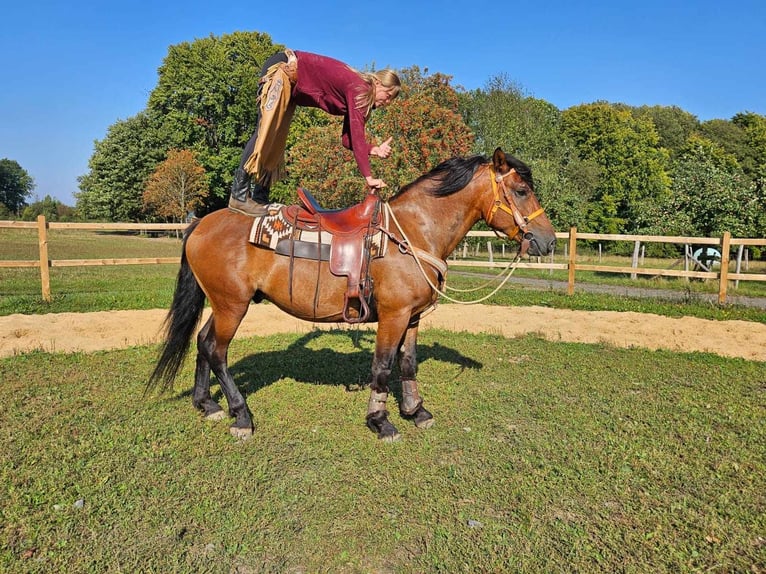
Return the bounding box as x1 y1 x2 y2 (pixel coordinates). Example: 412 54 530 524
292 51 374 178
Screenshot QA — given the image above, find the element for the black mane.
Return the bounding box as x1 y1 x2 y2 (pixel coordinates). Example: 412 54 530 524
394 152 534 199
394 155 486 198
505 154 534 189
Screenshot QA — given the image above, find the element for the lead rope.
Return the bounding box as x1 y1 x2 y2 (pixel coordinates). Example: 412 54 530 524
383 203 523 305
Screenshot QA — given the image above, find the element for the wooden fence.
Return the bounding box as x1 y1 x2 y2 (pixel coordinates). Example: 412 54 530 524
2 216 765 304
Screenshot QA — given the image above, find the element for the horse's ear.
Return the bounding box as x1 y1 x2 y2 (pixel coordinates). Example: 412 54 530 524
492 147 509 172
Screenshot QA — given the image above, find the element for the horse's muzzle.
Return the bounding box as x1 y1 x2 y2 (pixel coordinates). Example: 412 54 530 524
523 233 556 257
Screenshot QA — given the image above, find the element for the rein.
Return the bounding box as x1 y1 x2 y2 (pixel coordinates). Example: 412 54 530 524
381 202 523 307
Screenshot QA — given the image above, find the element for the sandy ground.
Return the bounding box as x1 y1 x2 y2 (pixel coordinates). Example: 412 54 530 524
1 304 764 362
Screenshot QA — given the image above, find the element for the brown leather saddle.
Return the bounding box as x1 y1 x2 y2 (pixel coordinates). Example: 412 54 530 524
278 189 383 323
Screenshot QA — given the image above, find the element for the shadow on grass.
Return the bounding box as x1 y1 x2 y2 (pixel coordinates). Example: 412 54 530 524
199 329 482 407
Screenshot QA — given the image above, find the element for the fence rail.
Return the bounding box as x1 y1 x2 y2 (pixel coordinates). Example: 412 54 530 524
2 217 765 304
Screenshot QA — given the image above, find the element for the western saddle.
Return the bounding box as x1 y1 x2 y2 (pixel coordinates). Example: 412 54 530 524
279 188 383 323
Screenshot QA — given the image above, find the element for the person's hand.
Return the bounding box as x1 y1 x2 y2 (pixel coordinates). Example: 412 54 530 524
365 176 387 189
370 136 393 159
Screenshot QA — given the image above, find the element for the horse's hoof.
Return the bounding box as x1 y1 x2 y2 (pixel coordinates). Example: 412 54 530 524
204 410 227 421
367 415 400 442
415 417 434 429
229 426 253 440
405 406 434 429
380 431 401 442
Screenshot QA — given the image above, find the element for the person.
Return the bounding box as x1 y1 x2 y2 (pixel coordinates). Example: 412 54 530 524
229 49 401 215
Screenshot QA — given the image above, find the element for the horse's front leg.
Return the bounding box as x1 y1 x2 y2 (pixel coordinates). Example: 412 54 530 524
366 314 411 441
396 319 434 430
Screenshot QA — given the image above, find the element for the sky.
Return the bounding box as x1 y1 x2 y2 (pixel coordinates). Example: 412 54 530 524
1 0 764 207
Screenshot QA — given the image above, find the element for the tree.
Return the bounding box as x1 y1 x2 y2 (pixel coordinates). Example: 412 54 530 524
631 105 700 157
732 112 766 186
78 32 281 221
21 195 75 221
531 153 601 232
644 135 757 238
698 119 749 167
77 112 166 221
143 149 208 222
561 102 671 234
0 159 35 214
459 74 603 233
459 74 561 160
147 31 280 209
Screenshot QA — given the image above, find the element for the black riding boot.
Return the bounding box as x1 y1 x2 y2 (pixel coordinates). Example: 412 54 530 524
228 168 271 216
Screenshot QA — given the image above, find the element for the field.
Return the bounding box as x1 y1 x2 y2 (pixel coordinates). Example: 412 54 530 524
1 229 765 572
2 228 766 320
2 332 765 573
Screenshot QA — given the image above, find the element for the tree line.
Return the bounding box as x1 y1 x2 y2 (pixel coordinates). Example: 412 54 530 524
4 31 765 247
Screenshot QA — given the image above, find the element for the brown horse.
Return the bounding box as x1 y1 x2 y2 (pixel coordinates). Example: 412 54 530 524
147 148 556 441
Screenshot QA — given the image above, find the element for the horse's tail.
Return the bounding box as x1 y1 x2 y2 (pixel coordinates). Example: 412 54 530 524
146 219 206 394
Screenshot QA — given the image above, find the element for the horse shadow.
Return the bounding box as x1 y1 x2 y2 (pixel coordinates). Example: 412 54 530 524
214 329 483 407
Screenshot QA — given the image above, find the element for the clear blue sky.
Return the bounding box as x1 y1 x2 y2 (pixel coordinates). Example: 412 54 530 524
2 0 764 207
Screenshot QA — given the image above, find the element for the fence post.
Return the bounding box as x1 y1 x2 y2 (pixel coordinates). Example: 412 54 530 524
718 232 731 304
567 227 577 295
487 241 493 263
631 241 641 280
735 244 744 289
37 215 51 302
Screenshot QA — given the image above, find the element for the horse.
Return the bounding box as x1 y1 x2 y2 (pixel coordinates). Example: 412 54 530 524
147 147 557 441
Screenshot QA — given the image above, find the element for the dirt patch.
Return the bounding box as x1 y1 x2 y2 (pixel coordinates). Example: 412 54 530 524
2 304 764 362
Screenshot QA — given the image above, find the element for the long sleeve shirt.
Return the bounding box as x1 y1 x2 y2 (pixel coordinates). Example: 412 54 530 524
291 51 374 178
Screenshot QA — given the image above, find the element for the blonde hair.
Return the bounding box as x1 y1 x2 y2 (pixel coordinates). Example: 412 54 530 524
354 69 402 118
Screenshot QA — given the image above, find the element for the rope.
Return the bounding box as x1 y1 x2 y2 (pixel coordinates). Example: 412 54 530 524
384 203 523 306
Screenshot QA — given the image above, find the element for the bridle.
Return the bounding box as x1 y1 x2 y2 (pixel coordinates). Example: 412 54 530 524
486 166 545 240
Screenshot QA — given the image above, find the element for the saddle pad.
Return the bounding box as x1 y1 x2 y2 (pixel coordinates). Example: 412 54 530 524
248 206 388 259
247 205 327 250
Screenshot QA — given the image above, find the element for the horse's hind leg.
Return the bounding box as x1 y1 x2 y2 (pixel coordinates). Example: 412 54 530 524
396 321 434 429
191 316 226 421
197 306 254 439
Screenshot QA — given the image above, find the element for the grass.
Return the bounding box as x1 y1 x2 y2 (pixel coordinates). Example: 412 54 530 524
1 330 764 572
2 229 766 322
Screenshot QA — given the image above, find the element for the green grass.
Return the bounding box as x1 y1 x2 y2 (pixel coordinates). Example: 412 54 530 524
2 229 766 322
1 331 764 572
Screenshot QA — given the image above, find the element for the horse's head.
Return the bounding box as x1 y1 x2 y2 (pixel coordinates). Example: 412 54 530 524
483 147 557 257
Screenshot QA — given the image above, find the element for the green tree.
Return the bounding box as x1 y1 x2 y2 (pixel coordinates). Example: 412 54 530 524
0 158 35 214
460 74 562 161
645 136 757 238
77 112 166 221
78 32 280 220
21 195 75 221
143 149 208 222
698 119 748 167
531 152 601 231
732 112 766 186
631 105 700 157
561 102 671 234
147 31 280 209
